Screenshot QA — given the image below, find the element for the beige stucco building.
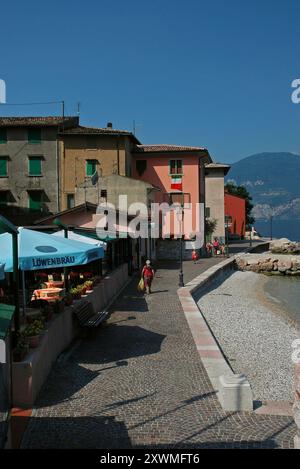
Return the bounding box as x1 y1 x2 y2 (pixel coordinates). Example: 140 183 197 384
205 163 231 242
58 124 140 211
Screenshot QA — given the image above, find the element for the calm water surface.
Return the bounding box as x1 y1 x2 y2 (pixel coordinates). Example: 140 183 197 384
263 275 300 325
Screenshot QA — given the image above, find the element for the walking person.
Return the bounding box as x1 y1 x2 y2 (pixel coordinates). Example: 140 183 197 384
142 260 154 294
213 237 220 256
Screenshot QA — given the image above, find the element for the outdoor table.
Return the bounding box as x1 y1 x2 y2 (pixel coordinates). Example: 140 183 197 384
31 288 65 303
44 281 64 289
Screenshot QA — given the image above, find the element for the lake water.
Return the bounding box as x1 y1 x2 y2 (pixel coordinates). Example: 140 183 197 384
255 219 300 241
263 275 300 325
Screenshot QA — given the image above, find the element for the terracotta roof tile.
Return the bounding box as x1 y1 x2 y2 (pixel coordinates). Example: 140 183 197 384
60 125 140 143
0 116 79 127
133 144 207 153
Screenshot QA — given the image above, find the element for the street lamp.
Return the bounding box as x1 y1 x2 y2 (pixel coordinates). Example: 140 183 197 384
53 218 69 291
224 215 230 258
0 216 19 333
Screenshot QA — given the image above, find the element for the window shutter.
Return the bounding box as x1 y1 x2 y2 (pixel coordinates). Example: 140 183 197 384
28 129 41 143
29 157 42 176
0 157 7 176
86 160 96 176
0 129 7 144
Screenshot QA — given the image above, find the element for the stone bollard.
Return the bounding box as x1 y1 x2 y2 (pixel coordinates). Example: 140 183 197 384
219 373 253 411
294 363 300 449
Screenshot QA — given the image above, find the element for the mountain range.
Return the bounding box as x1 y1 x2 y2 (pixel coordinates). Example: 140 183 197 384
225 152 300 220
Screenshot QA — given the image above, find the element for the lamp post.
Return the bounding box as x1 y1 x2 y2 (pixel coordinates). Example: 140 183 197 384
0 216 19 333
53 218 69 292
224 215 230 258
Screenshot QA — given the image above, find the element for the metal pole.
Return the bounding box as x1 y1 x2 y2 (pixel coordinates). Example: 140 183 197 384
63 228 69 292
178 219 184 287
22 270 26 319
12 233 20 334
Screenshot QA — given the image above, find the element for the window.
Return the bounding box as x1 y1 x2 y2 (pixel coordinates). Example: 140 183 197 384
205 207 211 218
100 189 107 199
0 191 9 205
28 191 43 210
86 159 97 176
0 157 8 177
28 156 42 176
0 129 7 144
28 128 41 144
169 159 183 175
67 193 75 209
136 160 147 176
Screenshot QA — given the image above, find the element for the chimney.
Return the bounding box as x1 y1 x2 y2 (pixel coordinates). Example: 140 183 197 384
107 122 113 129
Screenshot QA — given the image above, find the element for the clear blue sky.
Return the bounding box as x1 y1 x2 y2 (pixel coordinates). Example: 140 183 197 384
1 0 300 162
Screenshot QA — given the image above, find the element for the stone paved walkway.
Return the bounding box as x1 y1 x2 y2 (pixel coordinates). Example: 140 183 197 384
21 247 296 449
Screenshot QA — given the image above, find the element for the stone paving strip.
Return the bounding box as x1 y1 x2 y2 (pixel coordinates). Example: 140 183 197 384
21 255 296 448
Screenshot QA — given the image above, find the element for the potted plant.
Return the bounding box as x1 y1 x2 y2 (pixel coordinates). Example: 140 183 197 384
78 284 87 296
13 336 29 362
84 280 93 292
70 287 81 300
23 319 44 348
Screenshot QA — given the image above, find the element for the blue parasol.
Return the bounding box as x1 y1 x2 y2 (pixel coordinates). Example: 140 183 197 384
0 227 104 272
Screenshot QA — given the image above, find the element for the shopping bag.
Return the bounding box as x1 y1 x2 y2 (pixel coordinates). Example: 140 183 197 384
137 277 145 292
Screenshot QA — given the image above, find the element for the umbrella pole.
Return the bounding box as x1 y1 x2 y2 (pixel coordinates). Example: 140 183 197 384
22 270 26 320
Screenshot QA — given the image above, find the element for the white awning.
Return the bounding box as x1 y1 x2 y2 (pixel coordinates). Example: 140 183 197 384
52 230 107 251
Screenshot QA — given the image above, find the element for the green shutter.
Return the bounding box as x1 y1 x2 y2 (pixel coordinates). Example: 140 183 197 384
0 191 8 205
28 128 41 144
0 129 7 144
86 160 96 176
177 160 183 174
29 191 42 210
170 160 176 174
29 157 42 176
0 157 7 176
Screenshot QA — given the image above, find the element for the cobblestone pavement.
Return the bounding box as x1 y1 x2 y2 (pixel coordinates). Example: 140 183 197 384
22 246 296 449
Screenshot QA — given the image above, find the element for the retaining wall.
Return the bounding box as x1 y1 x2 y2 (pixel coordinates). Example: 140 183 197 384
178 255 254 412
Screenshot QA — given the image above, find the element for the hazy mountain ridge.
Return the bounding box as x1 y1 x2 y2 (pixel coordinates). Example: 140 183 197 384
225 152 300 220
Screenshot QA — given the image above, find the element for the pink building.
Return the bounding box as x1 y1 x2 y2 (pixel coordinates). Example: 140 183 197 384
132 145 212 259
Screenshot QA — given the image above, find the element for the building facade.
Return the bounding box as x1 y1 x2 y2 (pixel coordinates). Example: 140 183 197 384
0 116 79 214
58 124 140 211
224 192 246 239
205 163 231 243
132 144 212 259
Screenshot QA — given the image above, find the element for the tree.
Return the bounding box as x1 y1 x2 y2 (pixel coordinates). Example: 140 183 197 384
205 218 217 242
225 182 255 228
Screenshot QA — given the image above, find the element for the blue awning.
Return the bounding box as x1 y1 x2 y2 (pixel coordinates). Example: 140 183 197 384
0 227 104 272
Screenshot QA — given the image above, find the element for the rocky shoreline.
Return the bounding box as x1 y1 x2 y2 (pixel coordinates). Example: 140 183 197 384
235 237 300 275
236 253 300 276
